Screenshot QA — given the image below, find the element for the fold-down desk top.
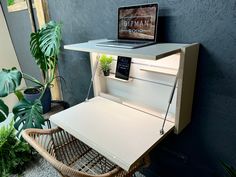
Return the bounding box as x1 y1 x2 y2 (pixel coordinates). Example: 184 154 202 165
64 39 189 60
50 96 174 171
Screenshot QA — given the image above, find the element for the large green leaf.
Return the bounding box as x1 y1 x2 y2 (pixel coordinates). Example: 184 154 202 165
221 161 236 177
13 99 45 137
0 68 22 97
0 99 9 123
30 21 62 73
30 32 53 71
39 21 62 57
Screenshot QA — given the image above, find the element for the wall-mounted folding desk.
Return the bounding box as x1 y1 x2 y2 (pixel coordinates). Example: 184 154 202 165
50 40 199 171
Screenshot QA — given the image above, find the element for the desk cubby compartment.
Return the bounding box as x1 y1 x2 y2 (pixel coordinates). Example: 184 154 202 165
95 54 179 126
107 55 179 86
87 43 199 134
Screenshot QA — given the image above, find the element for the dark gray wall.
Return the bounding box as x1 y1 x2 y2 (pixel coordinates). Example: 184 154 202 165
0 0 41 84
48 1 236 176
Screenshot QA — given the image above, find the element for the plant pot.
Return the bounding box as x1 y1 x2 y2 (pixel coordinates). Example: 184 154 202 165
103 70 110 76
41 87 52 113
24 88 41 102
24 87 52 114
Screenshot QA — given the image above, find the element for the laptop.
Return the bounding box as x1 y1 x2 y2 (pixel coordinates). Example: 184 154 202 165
96 3 158 49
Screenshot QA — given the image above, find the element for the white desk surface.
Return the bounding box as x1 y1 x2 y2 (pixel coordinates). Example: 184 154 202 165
50 96 174 171
64 39 188 60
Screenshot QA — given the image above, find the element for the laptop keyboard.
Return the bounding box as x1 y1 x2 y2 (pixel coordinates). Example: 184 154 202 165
106 40 147 45
96 40 154 49
115 41 146 44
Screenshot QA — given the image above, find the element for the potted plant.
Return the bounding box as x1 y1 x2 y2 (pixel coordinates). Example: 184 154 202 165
99 54 113 76
28 20 62 113
0 67 45 137
0 20 62 137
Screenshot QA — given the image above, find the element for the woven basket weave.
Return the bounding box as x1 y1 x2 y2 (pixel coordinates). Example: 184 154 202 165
22 127 148 177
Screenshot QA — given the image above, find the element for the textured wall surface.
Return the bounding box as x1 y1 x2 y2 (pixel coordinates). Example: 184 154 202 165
47 1 236 176
0 0 41 84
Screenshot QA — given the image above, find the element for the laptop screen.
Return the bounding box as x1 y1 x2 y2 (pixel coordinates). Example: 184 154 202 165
118 3 158 41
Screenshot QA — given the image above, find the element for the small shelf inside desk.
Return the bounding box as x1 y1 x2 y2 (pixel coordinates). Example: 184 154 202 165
140 66 178 76
103 73 133 82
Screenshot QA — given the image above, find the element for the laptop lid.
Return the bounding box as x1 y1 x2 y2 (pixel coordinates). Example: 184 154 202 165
118 3 158 42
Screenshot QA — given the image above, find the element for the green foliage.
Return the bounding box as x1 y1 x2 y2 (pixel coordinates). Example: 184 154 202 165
30 20 62 84
39 21 62 57
0 68 21 123
0 99 9 122
0 67 44 136
0 21 62 137
7 0 14 6
0 19 62 175
13 99 44 137
0 121 32 176
221 162 236 177
0 68 22 97
99 54 113 72
30 32 50 71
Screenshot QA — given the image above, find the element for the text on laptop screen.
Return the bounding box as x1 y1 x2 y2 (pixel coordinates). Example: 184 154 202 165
118 4 158 41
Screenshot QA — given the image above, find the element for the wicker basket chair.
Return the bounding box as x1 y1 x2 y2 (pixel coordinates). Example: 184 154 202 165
22 127 147 177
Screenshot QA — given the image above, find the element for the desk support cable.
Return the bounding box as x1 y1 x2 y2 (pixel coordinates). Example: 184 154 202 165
160 71 179 135
85 55 100 101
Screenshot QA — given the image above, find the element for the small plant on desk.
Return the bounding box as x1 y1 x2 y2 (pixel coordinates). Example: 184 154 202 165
99 54 113 76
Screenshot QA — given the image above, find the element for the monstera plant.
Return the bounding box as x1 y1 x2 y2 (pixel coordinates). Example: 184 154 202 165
0 68 44 137
30 20 62 84
29 20 62 113
0 21 62 137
